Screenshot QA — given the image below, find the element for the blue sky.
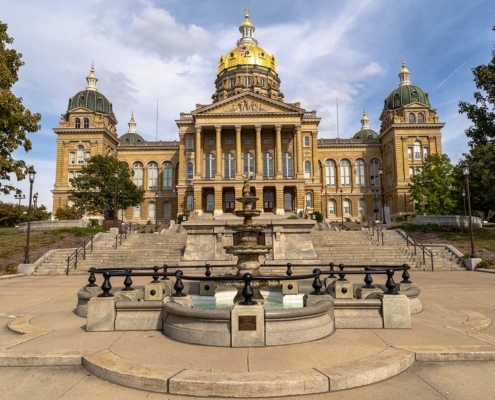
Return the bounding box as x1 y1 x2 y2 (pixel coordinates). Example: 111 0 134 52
1 0 493 211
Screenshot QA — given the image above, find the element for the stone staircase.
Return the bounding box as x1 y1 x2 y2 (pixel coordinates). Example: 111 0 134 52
310 229 465 271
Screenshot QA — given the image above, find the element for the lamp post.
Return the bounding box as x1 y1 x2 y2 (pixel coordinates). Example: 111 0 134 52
155 193 159 231
33 192 38 211
113 170 119 228
462 189 466 216
23 166 36 264
374 190 378 222
462 162 476 258
120 194 126 223
339 189 344 230
14 194 25 208
379 167 385 224
322 187 328 219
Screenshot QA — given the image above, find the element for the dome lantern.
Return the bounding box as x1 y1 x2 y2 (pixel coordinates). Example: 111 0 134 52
361 109 370 130
118 112 145 143
237 6 258 46
128 111 137 133
353 109 378 139
86 63 98 91
398 58 411 87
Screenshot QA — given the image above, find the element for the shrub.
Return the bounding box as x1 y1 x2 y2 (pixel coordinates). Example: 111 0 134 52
345 217 351 222
178 213 190 224
146 220 151 225
309 211 323 223
149 229 154 234
4 265 18 274
394 215 405 223
356 221 361 224
55 206 84 220
51 226 105 236
287 215 299 220
478 258 491 268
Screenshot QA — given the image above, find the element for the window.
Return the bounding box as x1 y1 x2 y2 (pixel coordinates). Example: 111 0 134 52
133 162 143 187
163 202 171 217
282 138 291 144
83 118 89 128
85 151 91 161
418 113 424 123
186 194 193 210
206 138 215 145
262 138 272 144
408 148 413 160
148 202 156 218
68 171 74 185
304 160 311 178
355 159 365 187
77 145 84 164
423 147 429 159
186 137 194 149
205 153 216 179
304 136 310 147
163 162 173 188
325 160 336 187
373 199 380 217
260 78 265 86
370 159 380 187
224 152 235 179
133 204 141 218
340 160 350 187
225 139 234 145
148 162 158 190
305 192 312 208
70 153 75 164
230 79 235 87
262 152 274 179
358 199 367 217
284 193 292 211
328 200 336 215
282 152 293 178
344 199 351 214
206 193 214 212
243 152 255 176
245 77 251 86
414 141 422 159
409 167 414 177
74 118 81 129
186 162 194 180
244 138 253 145
409 113 415 123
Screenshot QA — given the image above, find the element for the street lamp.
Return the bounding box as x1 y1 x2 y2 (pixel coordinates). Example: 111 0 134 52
462 189 466 216
322 187 328 219
23 166 36 264
113 170 119 228
462 162 476 258
120 194 126 223
155 193 159 231
14 194 25 207
374 190 378 222
339 189 344 230
379 167 385 224
33 192 38 211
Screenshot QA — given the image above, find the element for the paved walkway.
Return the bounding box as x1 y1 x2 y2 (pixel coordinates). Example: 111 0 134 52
1 271 495 399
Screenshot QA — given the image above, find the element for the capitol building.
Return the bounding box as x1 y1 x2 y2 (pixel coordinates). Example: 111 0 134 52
52 10 444 223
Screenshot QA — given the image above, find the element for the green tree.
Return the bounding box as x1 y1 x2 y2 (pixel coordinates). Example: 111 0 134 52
54 205 84 220
0 21 41 194
0 201 23 227
408 153 456 215
32 204 51 221
69 155 145 215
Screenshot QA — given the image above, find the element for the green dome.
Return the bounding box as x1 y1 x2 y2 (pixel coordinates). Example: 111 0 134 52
384 84 430 110
353 129 378 139
67 90 114 115
119 132 145 143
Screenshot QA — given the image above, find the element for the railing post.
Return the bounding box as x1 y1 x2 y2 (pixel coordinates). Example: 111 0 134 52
240 273 256 305
422 246 426 265
205 263 211 277
414 238 417 255
286 263 292 277
431 252 434 272
161 264 169 281
385 269 398 294
173 270 186 297
86 267 98 287
83 241 86 260
329 262 336 279
75 250 78 270
311 268 324 295
98 271 114 297
382 231 385 246
90 235 94 252
123 269 134 291
66 257 70 276
338 264 346 281
363 266 375 288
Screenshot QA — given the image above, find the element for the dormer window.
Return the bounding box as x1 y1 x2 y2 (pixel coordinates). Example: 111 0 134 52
244 50 250 56
260 52 265 57
230 52 235 57
418 113 424 123
83 118 89 128
74 118 81 129
409 113 415 123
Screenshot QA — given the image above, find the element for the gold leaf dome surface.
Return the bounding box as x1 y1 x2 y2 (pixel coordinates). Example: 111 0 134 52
218 44 278 75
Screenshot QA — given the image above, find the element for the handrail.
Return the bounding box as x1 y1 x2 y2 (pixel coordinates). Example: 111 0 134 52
113 222 132 249
66 235 94 276
396 229 434 271
370 224 385 246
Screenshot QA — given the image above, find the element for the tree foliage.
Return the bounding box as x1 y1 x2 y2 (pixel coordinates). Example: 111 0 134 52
0 201 50 227
408 154 456 215
0 21 41 194
54 205 84 220
69 155 145 215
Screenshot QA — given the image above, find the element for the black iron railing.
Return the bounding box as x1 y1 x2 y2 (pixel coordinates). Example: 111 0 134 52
370 224 385 245
397 230 434 271
66 235 95 276
113 222 132 249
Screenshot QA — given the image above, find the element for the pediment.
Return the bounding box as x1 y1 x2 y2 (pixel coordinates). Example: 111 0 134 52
192 93 305 116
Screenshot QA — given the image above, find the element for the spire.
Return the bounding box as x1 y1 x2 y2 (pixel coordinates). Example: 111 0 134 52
86 63 98 91
128 111 137 133
361 108 370 129
398 58 411 86
237 5 258 46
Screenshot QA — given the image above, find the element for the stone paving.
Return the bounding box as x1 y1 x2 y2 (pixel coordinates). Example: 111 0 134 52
1 271 495 398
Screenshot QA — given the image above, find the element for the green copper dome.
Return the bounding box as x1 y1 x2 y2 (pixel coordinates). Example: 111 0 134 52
119 131 145 143
384 84 430 110
353 129 378 139
67 89 114 115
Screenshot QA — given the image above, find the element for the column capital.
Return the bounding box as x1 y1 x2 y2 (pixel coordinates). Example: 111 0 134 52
274 124 282 132
179 132 185 140
255 125 262 132
294 124 301 131
235 125 242 132
195 125 202 134
401 136 408 142
311 130 318 138
215 125 222 133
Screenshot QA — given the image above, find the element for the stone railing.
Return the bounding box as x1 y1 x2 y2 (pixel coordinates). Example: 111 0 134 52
413 215 482 229
18 219 88 233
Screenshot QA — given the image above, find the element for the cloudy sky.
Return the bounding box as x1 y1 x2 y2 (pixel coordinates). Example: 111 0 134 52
1 0 493 210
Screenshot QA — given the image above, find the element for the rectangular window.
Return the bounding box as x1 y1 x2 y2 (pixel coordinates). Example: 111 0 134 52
85 151 91 161
423 147 429 159
206 139 215 145
244 139 253 145
262 138 272 144
68 171 74 185
225 139 234 145
70 153 75 164
133 205 141 218
409 167 414 177
408 148 413 160
282 138 291 144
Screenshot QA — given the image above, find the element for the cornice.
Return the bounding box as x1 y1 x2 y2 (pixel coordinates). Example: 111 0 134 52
380 123 445 136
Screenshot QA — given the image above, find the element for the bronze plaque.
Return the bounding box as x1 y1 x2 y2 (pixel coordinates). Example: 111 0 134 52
238 315 257 331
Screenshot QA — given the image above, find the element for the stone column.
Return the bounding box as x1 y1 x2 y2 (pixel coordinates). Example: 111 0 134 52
178 132 186 186
195 125 202 178
214 186 223 216
194 187 203 216
295 124 303 178
235 125 242 178
275 124 282 178
255 125 262 179
296 186 305 214
215 125 222 180
312 131 319 183
275 186 284 215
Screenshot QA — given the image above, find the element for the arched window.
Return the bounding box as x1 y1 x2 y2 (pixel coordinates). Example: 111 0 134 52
148 202 156 218
83 118 89 128
133 162 143 187
304 136 310 147
344 199 351 215
304 160 311 178
243 152 255 176
358 199 367 217
133 204 141 218
328 199 336 215
282 151 293 178
163 202 171 217
74 118 81 129
186 162 194 180
163 162 173 188
305 192 312 208
325 160 336 187
409 113 415 123
394 94 400 108
340 160 350 187
206 193 214 212
77 145 85 164
205 153 216 179
370 159 380 187
414 140 422 159
186 194 193 210
262 152 274 179
148 162 158 190
418 113 424 123
186 137 194 149
355 159 365 187
224 152 235 179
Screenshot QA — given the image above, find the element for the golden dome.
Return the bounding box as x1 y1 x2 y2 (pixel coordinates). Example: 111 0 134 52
218 44 278 75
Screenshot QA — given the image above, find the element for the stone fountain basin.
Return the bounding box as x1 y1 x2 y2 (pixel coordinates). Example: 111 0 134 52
233 210 262 218
163 299 334 347
229 224 266 233
223 246 271 255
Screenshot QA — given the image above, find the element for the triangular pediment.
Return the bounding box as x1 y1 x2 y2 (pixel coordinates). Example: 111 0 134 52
192 92 305 116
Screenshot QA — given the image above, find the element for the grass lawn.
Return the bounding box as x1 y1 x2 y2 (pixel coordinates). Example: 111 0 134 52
0 231 67 260
0 227 18 235
438 229 495 253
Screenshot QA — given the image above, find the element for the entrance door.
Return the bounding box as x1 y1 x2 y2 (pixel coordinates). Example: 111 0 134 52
224 191 235 213
264 191 274 212
284 192 293 211
206 193 214 212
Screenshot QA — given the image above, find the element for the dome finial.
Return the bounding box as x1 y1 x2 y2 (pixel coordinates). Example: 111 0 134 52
361 108 370 129
86 63 98 91
245 5 250 19
399 58 411 86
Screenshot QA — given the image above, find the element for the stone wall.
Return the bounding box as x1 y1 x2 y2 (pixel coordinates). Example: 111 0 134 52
413 215 482 229
18 219 88 233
